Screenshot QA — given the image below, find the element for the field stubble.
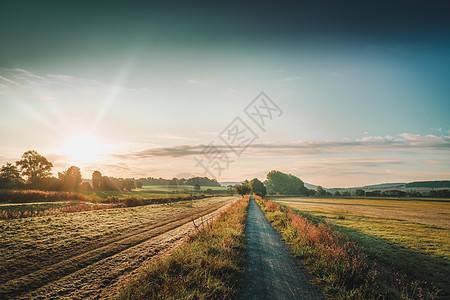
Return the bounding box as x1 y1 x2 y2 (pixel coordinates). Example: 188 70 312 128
0 196 237 299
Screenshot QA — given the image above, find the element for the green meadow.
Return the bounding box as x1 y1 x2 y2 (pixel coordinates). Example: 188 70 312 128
275 197 450 298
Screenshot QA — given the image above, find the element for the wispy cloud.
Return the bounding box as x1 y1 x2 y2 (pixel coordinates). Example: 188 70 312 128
277 76 302 85
0 68 142 133
281 76 302 82
0 68 138 101
186 78 206 85
0 75 21 87
113 133 450 159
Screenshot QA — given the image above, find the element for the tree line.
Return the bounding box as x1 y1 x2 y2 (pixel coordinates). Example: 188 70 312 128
137 176 221 187
233 170 450 198
0 150 142 192
234 170 316 197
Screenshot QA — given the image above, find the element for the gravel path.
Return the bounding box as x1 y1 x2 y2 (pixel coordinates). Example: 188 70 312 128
239 196 324 300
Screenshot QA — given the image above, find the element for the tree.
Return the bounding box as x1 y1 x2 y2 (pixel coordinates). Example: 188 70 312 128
0 163 23 189
235 182 250 197
79 181 93 193
316 186 326 196
264 170 309 195
355 189 365 196
101 176 120 191
226 185 235 196
124 179 136 191
194 183 201 193
334 191 341 197
92 171 102 190
58 166 82 191
249 178 267 197
16 150 53 188
40 177 60 191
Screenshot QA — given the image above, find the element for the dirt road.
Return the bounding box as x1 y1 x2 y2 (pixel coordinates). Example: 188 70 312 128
239 197 323 300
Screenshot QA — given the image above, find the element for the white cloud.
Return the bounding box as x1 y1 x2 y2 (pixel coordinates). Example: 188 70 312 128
113 133 450 159
186 78 206 85
277 76 302 85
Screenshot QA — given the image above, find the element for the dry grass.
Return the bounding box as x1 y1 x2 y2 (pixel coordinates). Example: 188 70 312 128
0 190 210 220
0 202 114 219
257 197 441 299
277 197 450 228
118 197 249 300
0 197 233 298
277 198 449 298
0 190 88 203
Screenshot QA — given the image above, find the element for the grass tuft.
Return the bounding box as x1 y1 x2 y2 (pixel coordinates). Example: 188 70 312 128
118 197 249 300
256 197 440 299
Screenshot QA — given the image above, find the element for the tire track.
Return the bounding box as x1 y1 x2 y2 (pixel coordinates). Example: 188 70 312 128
1 198 234 299
22 198 237 299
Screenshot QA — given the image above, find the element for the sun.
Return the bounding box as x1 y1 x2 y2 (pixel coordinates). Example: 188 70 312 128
61 134 109 164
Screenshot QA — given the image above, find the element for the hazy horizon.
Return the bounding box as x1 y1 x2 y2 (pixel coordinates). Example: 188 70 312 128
1 1 449 187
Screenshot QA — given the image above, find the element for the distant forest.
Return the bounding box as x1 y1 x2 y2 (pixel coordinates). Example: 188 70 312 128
137 177 222 187
0 150 221 192
405 181 450 188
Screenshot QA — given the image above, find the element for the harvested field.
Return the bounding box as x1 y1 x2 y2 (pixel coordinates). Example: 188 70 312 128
0 196 237 299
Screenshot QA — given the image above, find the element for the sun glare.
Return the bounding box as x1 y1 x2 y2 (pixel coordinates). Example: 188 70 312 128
61 134 109 164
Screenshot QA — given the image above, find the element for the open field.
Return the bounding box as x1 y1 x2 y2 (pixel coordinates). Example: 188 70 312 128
273 196 450 228
0 196 237 299
86 189 190 201
138 184 226 193
0 201 80 213
273 197 450 298
118 197 248 299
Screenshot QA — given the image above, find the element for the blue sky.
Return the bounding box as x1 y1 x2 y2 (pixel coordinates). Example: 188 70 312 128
0 1 449 187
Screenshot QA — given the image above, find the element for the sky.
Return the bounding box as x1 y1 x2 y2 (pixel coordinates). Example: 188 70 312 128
0 0 449 187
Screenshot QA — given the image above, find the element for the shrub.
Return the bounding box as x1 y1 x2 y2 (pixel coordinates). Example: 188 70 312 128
0 190 88 203
122 197 142 207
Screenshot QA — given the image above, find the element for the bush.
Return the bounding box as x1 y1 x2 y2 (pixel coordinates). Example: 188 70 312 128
0 190 88 203
122 197 142 207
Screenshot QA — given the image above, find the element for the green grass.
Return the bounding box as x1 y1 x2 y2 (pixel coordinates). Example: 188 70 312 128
257 197 442 299
85 190 189 201
0 189 215 220
118 197 248 300
139 185 226 193
278 201 449 298
276 196 450 228
0 188 199 205
0 201 79 213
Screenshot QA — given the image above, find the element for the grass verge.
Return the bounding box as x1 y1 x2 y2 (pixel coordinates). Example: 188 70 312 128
118 197 249 299
256 197 440 299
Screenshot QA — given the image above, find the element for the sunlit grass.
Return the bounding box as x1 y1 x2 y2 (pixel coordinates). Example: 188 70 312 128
276 197 450 228
0 196 232 292
118 197 248 299
257 197 442 299
287 207 449 259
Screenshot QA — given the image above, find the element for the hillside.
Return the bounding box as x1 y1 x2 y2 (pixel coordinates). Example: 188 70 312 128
328 180 450 191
